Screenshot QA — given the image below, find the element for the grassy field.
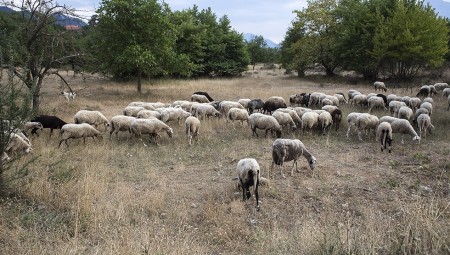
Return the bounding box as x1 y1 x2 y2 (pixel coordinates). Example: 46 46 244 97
1 67 449 254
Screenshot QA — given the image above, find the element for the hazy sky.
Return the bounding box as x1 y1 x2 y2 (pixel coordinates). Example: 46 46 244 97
58 0 309 44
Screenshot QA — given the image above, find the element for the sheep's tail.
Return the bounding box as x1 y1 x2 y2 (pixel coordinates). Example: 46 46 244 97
380 129 387 151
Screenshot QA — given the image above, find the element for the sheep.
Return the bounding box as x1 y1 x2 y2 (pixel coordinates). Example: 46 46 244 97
379 116 400 124
236 158 261 208
308 92 325 107
180 101 199 112
323 95 339 106
194 104 221 119
355 113 379 140
227 108 249 125
413 108 429 125
389 101 407 117
238 98 251 109
301 111 320 134
368 96 387 113
60 91 76 101
387 94 398 104
21 122 43 135
419 102 433 116
348 90 361 101
367 93 378 100
289 94 302 106
417 114 434 138
247 99 264 114
416 86 430 98
137 110 162 120
397 106 413 121
401 96 411 107
272 111 297 131
171 100 190 107
321 98 334 106
5 133 32 155
160 108 191 123
428 85 437 96
74 110 109 130
351 94 368 108
346 112 364 137
271 138 317 178
193 91 214 102
127 102 157 110
434 82 449 91
185 116 200 146
293 107 312 118
123 106 146 117
130 118 173 145
331 109 342 131
443 88 450 98
318 111 333 135
299 93 311 107
374 81 387 92
219 101 245 117
274 108 302 127
30 115 67 137
409 97 421 112
58 123 103 148
109 115 136 138
321 105 339 114
262 98 287 114
377 122 393 153
423 97 433 104
191 94 210 103
248 113 282 138
333 93 347 104
376 94 388 107
390 119 420 144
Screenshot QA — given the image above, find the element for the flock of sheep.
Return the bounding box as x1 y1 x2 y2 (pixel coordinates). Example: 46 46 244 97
2 81 449 209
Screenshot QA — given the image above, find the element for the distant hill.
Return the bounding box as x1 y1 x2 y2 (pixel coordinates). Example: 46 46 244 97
0 6 86 28
243 33 280 49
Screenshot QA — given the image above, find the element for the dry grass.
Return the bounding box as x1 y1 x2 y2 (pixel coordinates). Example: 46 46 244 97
1 66 449 254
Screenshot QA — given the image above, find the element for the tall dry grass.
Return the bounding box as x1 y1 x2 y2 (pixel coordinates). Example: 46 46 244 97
1 67 449 254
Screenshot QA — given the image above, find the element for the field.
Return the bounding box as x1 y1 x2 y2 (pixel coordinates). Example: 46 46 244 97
1 67 449 254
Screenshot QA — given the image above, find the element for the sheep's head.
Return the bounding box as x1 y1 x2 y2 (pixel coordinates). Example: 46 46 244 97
167 128 174 138
413 135 421 143
308 156 317 170
275 130 282 138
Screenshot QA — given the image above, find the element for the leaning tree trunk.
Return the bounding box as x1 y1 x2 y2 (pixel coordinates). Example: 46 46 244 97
32 76 44 113
137 69 142 94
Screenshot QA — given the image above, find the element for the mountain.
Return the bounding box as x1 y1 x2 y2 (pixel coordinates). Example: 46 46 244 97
427 0 450 19
243 33 280 49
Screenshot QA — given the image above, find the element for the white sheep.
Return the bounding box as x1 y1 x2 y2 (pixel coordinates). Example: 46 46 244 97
60 91 76 101
401 96 411 107
109 115 136 138
238 98 251 109
5 133 32 155
160 108 191 123
417 114 434 138
376 122 393 153
171 100 190 107
236 158 261 208
127 102 156 110
390 119 420 144
219 101 244 117
333 93 347 104
271 138 317 178
351 94 368 108
434 82 449 91
374 81 387 92
413 108 429 124
301 111 320 134
348 90 361 101
248 113 282 138
346 112 364 137
355 113 379 141
409 97 421 112
321 105 339 114
180 101 199 112
74 110 109 130
389 101 406 117
443 88 450 98
422 97 433 105
323 95 339 106
194 104 221 119
419 102 433 116
321 98 334 106
397 106 413 121
308 92 325 107
272 111 297 131
379 115 400 124
21 122 43 135
185 116 200 146
318 111 333 135
136 110 162 119
293 107 312 118
387 94 398 104
191 94 210 103
227 108 249 125
58 123 103 148
274 108 302 127
130 118 173 145
368 96 387 113
123 106 146 117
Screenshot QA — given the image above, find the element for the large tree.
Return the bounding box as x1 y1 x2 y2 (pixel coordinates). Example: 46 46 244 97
246 35 268 70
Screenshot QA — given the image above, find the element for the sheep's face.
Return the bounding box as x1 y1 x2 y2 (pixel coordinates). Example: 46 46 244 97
413 136 421 143
309 156 317 170
167 128 174 138
275 130 282 138
25 147 33 154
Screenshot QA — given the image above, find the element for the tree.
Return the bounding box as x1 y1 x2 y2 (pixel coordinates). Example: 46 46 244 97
281 24 314 77
246 35 268 70
3 0 82 112
90 0 176 93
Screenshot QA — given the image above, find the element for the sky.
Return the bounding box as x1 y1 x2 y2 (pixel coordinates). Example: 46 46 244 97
55 0 309 44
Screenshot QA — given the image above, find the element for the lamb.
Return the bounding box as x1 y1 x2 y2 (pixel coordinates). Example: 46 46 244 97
377 122 393 153
390 119 420 144
417 114 434 138
374 81 387 92
248 113 282 138
193 91 214 102
185 116 200 146
123 106 146 117
191 94 210 103
368 96 387 113
331 109 342 131
109 115 136 138
238 98 251 109
160 108 191 123
443 88 450 98
346 112 364 137
301 111 320 134
318 111 333 135
409 97 422 112
397 106 413 121
272 111 297 131
247 99 264 114
74 110 109 130
194 104 221 119
389 101 407 117
419 102 433 116
136 110 162 120
236 158 261 208
30 115 67 137
5 133 33 155
355 113 379 140
58 123 103 148
271 138 317 178
227 108 249 125
130 118 173 145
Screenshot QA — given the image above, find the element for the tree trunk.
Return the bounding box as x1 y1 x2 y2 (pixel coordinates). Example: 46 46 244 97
32 77 43 113
0 160 3 194
296 69 305 77
137 69 142 94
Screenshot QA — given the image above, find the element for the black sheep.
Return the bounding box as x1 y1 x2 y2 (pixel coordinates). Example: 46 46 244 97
193 91 214 102
300 93 311 107
247 99 264 114
263 101 287 115
416 87 430 98
376 94 388 107
331 109 342 131
30 115 67 137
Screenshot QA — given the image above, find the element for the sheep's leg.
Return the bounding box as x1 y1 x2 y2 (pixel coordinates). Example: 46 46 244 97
279 163 286 179
49 128 54 137
254 182 259 208
58 139 65 148
290 160 297 176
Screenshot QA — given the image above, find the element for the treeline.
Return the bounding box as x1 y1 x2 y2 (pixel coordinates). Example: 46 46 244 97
281 0 450 79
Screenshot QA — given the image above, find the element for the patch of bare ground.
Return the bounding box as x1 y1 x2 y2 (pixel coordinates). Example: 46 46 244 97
1 66 449 254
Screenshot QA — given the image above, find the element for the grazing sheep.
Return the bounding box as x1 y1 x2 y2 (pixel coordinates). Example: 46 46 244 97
236 158 261 208
334 93 348 104
416 86 431 98
180 101 199 112
368 96 387 113
331 109 342 131
321 105 339 114
409 97 421 112
318 111 333 135
171 100 190 107
351 94 368 108
5 133 32 155
160 108 191 124
58 123 103 148
376 94 388 107
419 102 433 116
74 110 109 130
434 82 449 91
191 94 210 103
401 96 411 107
248 113 282 138
262 98 287 114
299 93 311 107
390 119 420 144
293 107 312 118
289 94 302 106
272 111 297 131
274 108 302 127
238 98 251 109
389 101 407 117
417 114 434 138
127 102 157 110
185 116 200 146
247 99 264 114
123 106 146 117
271 139 317 178
413 108 429 125
428 85 437 96
227 108 249 125
398 106 413 121
377 122 393 153
21 122 43 135
130 118 173 145
137 110 162 119
423 97 433 104
387 94 398 104
219 101 245 117
374 81 387 92
442 88 450 98
346 112 364 137
308 92 326 107
379 116 400 124
30 115 67 137
321 98 334 106
348 90 361 101
193 91 214 102
194 104 221 119
355 113 379 140
109 115 136 138
301 111 320 134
